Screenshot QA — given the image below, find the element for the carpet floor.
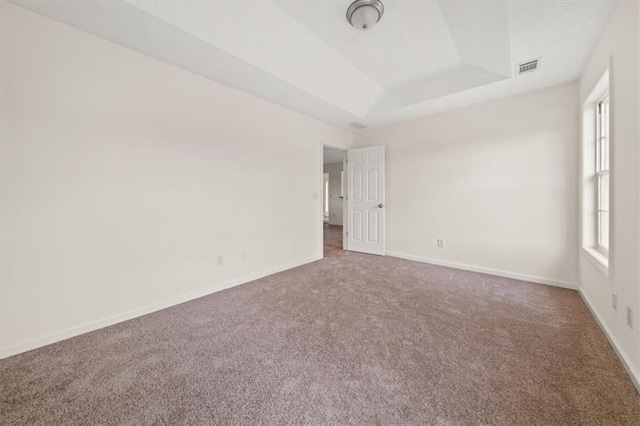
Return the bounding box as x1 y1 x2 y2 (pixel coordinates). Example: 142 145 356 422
1 224 639 424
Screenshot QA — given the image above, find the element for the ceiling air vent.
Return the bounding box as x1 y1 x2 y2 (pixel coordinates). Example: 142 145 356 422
349 121 367 130
516 59 540 76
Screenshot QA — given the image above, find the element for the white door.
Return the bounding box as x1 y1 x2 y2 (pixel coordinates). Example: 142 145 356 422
346 146 385 255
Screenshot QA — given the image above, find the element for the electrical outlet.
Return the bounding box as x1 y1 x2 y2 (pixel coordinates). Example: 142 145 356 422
612 293 617 310
627 307 633 329
241 250 248 262
437 239 444 248
216 256 224 267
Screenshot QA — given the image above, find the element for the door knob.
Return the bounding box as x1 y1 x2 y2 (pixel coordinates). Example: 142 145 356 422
378 204 384 208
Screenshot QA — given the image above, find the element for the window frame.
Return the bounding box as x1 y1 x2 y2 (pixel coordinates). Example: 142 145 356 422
581 68 610 275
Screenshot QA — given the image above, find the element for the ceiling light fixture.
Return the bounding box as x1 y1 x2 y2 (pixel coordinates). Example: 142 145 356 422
346 0 384 31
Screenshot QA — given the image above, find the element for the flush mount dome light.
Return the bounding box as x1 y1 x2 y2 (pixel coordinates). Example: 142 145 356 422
347 0 384 31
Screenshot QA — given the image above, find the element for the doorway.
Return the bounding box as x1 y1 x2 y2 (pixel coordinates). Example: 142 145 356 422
322 145 345 255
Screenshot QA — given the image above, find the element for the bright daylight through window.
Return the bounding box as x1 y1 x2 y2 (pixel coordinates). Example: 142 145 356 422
596 94 610 253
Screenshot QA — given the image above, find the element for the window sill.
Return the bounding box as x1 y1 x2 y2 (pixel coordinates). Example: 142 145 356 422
582 246 610 277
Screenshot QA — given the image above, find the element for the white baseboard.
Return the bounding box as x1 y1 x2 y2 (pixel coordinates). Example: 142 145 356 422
385 251 578 290
0 256 320 359
579 289 640 393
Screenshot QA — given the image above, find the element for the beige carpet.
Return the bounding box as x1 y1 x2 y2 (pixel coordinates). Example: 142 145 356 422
1 224 639 424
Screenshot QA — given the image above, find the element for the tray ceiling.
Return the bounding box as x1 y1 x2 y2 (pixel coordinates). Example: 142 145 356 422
11 0 618 130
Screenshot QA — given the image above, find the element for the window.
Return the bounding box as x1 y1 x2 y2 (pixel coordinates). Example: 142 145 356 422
581 69 610 272
596 94 610 253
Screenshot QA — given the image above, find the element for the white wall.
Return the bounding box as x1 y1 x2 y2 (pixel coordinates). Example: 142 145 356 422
0 3 352 358
323 162 344 226
353 82 580 288
578 1 639 387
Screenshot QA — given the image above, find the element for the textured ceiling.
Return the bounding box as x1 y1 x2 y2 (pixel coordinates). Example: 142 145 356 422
276 1 464 89
11 0 618 130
